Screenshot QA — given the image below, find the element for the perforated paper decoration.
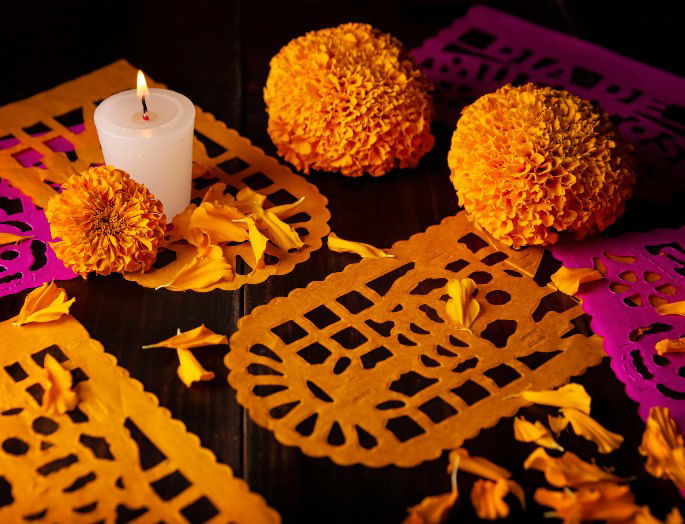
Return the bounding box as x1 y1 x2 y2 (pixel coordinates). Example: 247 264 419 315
411 5 685 202
0 315 279 523
226 213 605 467
0 60 330 293
551 229 685 429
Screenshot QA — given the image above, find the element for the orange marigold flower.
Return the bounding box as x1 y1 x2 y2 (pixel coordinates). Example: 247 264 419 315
264 23 434 177
47 166 166 276
448 84 635 247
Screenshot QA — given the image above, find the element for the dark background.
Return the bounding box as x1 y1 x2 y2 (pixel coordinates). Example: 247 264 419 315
1 1 684 522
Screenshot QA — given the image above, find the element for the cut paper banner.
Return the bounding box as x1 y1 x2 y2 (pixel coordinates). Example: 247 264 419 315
411 5 685 203
0 179 75 297
0 60 330 293
226 213 605 467
0 315 279 523
551 228 685 430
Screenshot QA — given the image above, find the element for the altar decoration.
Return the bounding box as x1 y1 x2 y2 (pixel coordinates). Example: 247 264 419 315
46 166 166 276
551 227 685 431
639 406 685 490
448 83 635 248
264 23 434 177
13 281 74 326
226 213 604 467
0 303 279 522
0 60 330 295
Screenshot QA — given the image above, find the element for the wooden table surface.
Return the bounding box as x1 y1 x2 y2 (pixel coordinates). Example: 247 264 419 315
2 1 684 522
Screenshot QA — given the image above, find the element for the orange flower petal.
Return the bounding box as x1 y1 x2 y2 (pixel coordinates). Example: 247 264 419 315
157 248 234 291
269 196 306 219
548 414 570 434
0 232 33 245
639 406 685 490
177 348 215 387
551 267 603 296
42 354 78 414
201 182 234 207
534 483 638 524
167 204 196 242
404 454 459 524
471 478 510 520
327 232 393 259
524 447 624 488
234 187 267 215
255 209 304 251
656 300 685 317
559 408 624 454
656 338 685 356
514 417 563 451
13 281 75 326
667 508 684 524
445 278 480 331
508 383 591 414
143 325 228 350
188 202 248 244
236 216 269 268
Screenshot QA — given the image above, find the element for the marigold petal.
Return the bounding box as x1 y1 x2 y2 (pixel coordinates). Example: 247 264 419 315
0 232 33 245
655 338 685 356
158 250 234 291
471 478 510 520
639 406 685 490
656 300 685 317
255 209 304 251
42 354 78 415
327 232 393 259
188 202 248 244
448 448 512 482
534 483 638 524
13 281 75 326
167 204 196 243
403 492 457 524
560 408 624 454
234 187 267 215
445 278 480 331
238 216 269 268
524 448 624 487
508 383 591 414
551 267 603 296
269 196 306 219
549 414 570 434
514 417 563 451
143 325 228 350
201 182 234 207
176 348 215 387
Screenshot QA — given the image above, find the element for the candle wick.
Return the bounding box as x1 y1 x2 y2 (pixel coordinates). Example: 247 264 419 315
141 96 150 121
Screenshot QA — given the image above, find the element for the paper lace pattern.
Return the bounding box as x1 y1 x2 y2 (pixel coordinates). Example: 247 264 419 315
0 315 279 523
410 5 685 202
552 229 685 429
0 60 330 293
0 179 75 297
226 214 605 467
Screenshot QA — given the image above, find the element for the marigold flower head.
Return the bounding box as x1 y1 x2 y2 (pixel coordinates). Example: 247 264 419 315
448 84 636 247
46 166 166 276
264 23 434 177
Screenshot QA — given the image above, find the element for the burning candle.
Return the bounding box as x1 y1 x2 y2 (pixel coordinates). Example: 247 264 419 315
94 70 195 219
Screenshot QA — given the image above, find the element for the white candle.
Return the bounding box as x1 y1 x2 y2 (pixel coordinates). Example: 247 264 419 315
94 72 195 219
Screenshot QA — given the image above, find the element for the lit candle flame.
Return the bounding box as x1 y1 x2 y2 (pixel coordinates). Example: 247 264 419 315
137 70 150 120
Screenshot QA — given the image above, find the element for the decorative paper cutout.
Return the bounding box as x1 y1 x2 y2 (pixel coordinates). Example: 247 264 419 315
551 228 685 429
410 5 685 201
226 213 604 467
0 179 75 298
0 316 279 523
0 59 330 293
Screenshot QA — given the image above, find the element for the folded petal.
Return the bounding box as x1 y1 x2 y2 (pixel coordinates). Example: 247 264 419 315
236 216 269 267
269 196 306 219
524 448 624 488
14 281 75 326
234 187 267 215
551 267 603 296
202 182 234 207
188 202 248 244
534 483 638 524
143 325 228 350
0 232 33 245
43 354 78 415
445 278 480 331
514 417 563 451
508 383 591 414
327 232 393 259
167 204 196 242
471 478 510 520
403 492 457 524
255 209 304 251
656 300 685 317
177 348 215 387
560 408 624 454
656 338 685 356
639 406 685 490
158 251 234 291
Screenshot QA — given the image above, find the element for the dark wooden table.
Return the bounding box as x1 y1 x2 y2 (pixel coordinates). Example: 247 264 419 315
2 1 684 522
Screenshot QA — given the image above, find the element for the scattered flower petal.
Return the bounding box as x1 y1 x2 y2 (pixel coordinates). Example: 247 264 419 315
404 453 459 524
656 300 685 317
143 325 228 350
534 483 638 524
13 281 75 326
157 247 234 291
524 447 624 487
471 478 510 520
514 417 563 451
639 406 685 490
234 187 267 215
255 209 304 251
188 202 248 244
202 182 234 207
666 508 684 524
445 278 480 331
167 204 196 242
269 196 306 219
327 232 393 259
0 232 33 245
177 348 215 387
43 354 78 414
508 383 591 414
551 267 603 296
655 338 685 356
236 216 268 267
559 408 624 454
549 414 570 434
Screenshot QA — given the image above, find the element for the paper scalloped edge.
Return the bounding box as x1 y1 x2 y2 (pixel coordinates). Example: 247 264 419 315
226 214 607 467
